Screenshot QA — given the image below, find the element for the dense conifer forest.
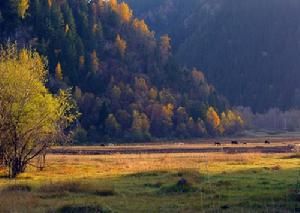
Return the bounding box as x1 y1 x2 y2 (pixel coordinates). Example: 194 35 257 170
0 0 243 143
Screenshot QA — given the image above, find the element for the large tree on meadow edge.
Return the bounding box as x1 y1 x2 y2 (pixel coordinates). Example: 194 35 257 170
0 44 78 178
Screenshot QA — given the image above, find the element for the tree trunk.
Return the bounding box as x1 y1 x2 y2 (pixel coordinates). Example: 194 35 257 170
9 157 25 178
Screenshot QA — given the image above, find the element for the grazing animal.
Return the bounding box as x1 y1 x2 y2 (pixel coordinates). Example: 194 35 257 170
243 142 247 145
265 140 271 144
231 141 239 145
215 142 221 146
177 178 187 186
100 144 106 147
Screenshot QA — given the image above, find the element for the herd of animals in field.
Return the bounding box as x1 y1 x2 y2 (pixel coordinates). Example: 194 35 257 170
95 140 300 150
97 141 272 147
91 141 300 155
211 140 300 152
214 140 271 146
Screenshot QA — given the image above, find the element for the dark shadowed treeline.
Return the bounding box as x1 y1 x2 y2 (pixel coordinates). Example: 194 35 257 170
0 0 243 143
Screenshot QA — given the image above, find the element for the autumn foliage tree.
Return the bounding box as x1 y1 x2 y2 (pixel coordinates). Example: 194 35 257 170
206 107 221 135
132 18 153 37
17 0 30 18
115 2 133 23
131 110 150 141
0 44 78 178
55 62 63 80
220 110 244 135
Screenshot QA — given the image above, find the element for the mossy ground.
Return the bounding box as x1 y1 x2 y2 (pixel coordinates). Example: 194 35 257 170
0 152 299 212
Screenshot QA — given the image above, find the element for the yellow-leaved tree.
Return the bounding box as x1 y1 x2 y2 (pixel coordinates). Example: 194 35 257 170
116 2 132 23
220 110 244 135
206 106 221 135
132 18 153 37
0 44 78 178
17 0 30 18
55 62 63 80
131 110 150 141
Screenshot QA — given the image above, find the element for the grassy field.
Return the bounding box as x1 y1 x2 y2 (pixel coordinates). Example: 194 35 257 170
0 151 300 212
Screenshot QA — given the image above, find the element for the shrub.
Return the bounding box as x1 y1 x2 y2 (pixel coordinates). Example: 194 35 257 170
159 178 197 194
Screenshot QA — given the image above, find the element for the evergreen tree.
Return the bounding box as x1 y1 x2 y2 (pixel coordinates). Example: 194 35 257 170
115 34 127 58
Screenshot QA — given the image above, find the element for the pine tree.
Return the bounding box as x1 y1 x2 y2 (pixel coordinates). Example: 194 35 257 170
79 56 85 70
90 50 100 73
105 114 121 136
159 35 171 63
115 34 127 58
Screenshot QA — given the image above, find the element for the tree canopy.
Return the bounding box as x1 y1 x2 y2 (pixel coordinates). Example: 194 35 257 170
0 44 78 177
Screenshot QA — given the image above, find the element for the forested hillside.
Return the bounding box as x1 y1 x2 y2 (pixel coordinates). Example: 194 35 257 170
0 0 243 143
126 0 300 112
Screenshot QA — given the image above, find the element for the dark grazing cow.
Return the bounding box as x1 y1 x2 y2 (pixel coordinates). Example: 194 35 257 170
231 141 239 145
215 142 221 146
265 140 271 144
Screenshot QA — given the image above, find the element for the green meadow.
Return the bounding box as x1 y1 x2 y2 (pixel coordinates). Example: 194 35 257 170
0 152 299 212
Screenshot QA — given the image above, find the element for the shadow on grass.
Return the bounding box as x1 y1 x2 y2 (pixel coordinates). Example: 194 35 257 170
0 167 299 212
58 204 111 213
118 167 300 212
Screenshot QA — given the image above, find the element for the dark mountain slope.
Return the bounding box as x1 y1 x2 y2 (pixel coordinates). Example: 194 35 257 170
126 0 300 112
